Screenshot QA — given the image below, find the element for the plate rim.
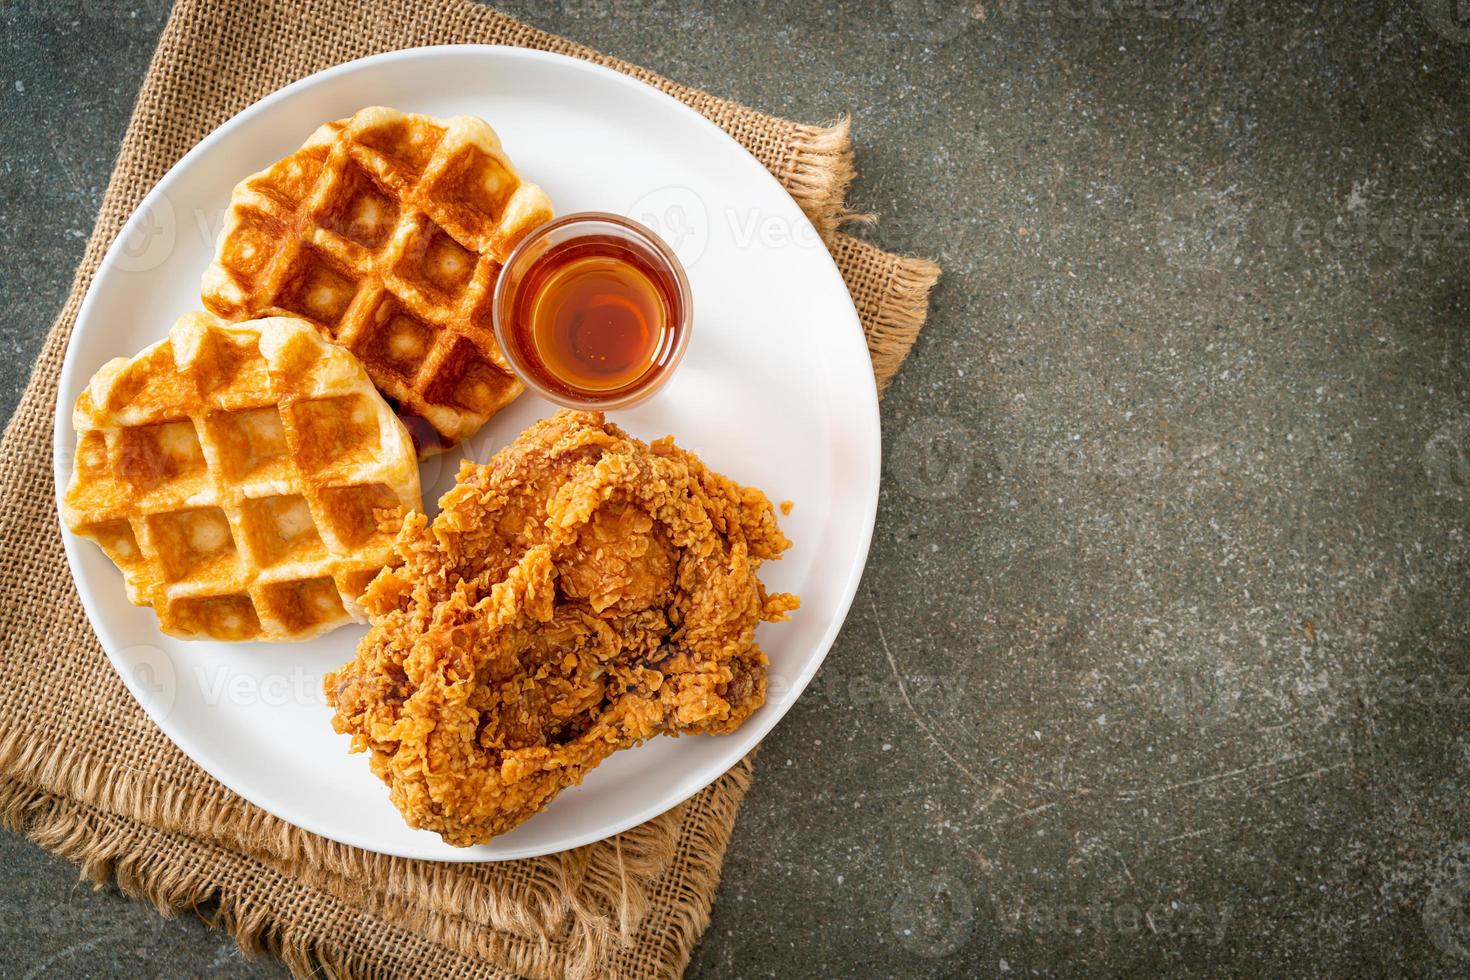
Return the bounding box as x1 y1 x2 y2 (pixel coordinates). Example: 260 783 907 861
52 43 882 861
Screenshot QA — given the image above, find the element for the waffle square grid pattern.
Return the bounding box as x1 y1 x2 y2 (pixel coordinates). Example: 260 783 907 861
201 107 555 454
61 313 423 642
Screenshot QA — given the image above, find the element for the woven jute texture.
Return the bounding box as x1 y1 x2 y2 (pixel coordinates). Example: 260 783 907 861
0 1 939 977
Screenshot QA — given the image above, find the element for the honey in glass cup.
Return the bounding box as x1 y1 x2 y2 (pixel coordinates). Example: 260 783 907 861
493 213 691 409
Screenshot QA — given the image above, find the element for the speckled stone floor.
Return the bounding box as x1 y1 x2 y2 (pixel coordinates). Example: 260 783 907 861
3 1 1469 977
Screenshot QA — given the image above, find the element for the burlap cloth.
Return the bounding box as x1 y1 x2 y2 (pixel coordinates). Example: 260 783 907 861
0 1 939 976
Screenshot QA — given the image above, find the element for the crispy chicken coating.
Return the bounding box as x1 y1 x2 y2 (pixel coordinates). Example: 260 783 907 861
325 410 798 846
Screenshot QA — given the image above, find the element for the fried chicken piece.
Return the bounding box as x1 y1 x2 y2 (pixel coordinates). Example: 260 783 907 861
325 410 798 846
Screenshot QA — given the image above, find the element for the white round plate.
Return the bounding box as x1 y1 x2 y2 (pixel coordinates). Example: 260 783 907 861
53 46 879 861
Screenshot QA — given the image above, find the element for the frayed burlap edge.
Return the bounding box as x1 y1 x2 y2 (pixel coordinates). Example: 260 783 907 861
0 725 756 979
867 255 942 394
831 234 942 396
2 778 510 980
784 116 859 241
0 758 755 980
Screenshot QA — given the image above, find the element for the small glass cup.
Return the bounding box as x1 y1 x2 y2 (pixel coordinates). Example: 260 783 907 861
491 212 693 410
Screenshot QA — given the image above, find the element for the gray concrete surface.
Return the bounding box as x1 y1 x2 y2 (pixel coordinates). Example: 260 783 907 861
3 0 1469 976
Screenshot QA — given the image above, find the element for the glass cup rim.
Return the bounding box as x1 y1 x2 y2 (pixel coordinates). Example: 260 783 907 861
491 211 694 411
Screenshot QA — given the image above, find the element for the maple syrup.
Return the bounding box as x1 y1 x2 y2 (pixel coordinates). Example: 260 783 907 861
494 214 691 408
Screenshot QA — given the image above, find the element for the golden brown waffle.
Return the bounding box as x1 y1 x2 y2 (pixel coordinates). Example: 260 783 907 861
60 313 423 642
200 106 554 454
